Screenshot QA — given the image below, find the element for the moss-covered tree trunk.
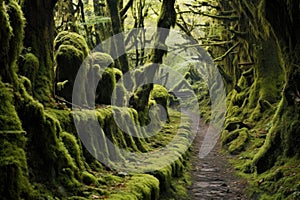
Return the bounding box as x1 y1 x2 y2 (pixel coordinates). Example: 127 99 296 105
150 0 176 63
106 0 129 73
251 0 300 173
215 0 300 175
22 0 57 104
93 0 112 45
132 0 176 125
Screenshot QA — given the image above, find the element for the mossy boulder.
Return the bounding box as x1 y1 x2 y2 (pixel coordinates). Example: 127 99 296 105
55 44 87 104
54 31 90 105
96 67 117 105
150 84 170 122
88 52 114 68
54 31 89 57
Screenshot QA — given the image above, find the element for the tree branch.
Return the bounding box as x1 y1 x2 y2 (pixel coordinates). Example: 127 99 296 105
189 8 239 21
120 0 134 17
213 42 240 61
184 2 220 10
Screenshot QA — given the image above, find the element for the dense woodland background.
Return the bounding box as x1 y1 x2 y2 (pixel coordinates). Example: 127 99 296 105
0 0 300 199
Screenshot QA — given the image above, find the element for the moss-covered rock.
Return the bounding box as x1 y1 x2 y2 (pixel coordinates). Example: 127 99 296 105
109 174 160 200
55 44 87 104
88 52 114 68
54 31 89 57
96 67 116 105
150 84 170 122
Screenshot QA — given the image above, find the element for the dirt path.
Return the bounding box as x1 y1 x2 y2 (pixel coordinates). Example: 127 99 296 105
187 121 249 200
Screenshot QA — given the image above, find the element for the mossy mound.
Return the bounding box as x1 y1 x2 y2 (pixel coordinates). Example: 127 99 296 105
96 67 117 105
55 44 87 103
88 52 114 68
54 31 89 57
109 174 159 200
150 84 170 122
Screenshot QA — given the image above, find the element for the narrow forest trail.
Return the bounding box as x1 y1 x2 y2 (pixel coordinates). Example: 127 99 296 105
187 121 249 200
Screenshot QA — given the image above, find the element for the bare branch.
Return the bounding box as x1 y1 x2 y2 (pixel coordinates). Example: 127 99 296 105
189 8 239 21
213 42 240 61
120 0 134 17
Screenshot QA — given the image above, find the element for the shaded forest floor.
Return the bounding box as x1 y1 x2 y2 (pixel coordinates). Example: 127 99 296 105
188 120 249 199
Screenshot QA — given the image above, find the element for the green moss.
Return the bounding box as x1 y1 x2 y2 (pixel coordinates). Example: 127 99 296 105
54 31 89 57
96 67 116 105
113 68 122 81
227 128 249 154
81 171 98 186
0 81 22 130
150 84 170 122
14 84 81 194
55 44 87 104
7 0 25 67
109 174 159 200
61 131 85 170
0 1 12 65
19 53 39 90
0 81 33 199
0 140 33 199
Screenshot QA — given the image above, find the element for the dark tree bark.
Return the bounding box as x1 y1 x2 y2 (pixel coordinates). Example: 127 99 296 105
106 0 129 73
150 0 176 63
22 0 57 104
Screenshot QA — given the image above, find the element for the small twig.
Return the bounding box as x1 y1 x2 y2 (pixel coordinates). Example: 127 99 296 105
54 95 93 110
213 42 240 61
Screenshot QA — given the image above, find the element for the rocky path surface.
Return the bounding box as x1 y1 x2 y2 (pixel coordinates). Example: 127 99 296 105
188 121 249 200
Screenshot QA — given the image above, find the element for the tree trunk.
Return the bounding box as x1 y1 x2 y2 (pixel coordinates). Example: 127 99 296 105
150 0 176 63
106 0 129 73
22 0 57 104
